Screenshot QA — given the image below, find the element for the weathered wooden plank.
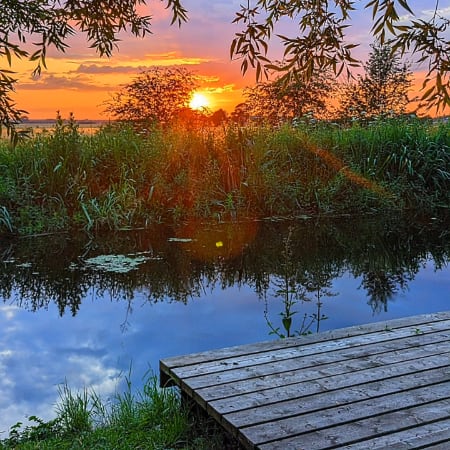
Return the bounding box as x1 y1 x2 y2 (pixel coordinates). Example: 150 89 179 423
214 366 449 424
171 326 450 385
208 343 450 415
340 418 450 449
238 382 450 446
162 318 450 384
195 350 450 404
254 397 450 450
220 365 449 429
182 333 450 393
160 312 450 382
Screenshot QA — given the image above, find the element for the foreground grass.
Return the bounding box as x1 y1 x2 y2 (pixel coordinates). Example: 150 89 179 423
0 372 235 449
0 116 449 235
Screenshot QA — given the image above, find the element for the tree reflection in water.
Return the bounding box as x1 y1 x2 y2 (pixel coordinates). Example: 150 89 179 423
1 212 449 334
263 226 337 337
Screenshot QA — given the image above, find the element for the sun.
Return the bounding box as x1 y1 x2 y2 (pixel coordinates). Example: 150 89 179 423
189 92 210 110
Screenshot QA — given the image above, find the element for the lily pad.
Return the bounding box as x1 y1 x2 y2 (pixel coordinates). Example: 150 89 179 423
83 253 152 273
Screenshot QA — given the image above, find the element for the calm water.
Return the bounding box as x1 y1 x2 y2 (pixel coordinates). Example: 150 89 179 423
0 213 449 434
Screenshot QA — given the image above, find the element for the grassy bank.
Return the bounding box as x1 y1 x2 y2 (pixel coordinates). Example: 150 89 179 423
0 372 235 449
0 117 449 235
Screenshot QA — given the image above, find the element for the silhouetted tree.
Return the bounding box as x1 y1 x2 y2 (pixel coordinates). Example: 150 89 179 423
0 0 187 137
339 42 412 120
243 72 334 125
105 67 198 126
173 106 211 129
210 109 228 126
230 103 250 125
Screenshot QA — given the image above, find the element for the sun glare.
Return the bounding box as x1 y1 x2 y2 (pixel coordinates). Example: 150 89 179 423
189 92 210 110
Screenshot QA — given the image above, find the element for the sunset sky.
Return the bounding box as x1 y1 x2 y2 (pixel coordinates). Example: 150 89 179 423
11 0 450 120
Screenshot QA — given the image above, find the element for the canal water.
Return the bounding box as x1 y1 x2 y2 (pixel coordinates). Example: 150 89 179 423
0 213 449 434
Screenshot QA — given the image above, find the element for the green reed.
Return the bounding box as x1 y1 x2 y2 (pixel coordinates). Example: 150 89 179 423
0 116 448 235
0 370 234 449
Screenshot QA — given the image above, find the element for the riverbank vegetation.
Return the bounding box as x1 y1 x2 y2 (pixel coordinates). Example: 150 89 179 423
0 115 449 236
0 372 234 449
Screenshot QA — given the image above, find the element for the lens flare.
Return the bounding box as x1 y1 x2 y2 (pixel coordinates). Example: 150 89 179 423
189 92 210 110
174 221 258 262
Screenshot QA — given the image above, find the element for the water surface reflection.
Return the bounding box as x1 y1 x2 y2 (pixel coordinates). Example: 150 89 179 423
0 213 449 434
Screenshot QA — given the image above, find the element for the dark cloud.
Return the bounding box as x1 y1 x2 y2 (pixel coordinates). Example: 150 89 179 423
75 64 143 74
18 73 113 91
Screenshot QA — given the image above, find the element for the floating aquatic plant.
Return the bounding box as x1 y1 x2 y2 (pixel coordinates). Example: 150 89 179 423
81 252 158 273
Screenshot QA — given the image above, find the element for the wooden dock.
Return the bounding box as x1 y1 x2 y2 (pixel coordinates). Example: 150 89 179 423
160 312 450 449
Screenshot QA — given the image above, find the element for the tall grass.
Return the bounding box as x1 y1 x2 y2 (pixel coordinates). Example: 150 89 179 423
0 370 235 449
0 116 449 235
